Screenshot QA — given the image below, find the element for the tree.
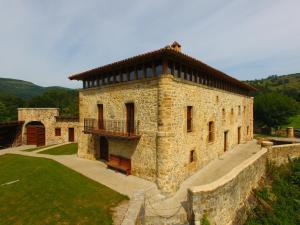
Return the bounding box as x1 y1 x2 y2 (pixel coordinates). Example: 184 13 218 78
0 101 9 122
254 92 299 132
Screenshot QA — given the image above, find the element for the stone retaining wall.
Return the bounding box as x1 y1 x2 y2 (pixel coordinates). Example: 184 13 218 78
121 190 145 225
187 149 267 225
267 143 300 166
187 143 300 225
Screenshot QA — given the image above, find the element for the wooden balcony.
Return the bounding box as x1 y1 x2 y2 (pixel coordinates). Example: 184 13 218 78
83 118 140 140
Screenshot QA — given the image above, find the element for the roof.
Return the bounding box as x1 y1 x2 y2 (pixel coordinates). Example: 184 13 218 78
69 43 255 91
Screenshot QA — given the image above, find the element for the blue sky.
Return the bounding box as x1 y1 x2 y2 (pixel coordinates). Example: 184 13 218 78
0 0 299 88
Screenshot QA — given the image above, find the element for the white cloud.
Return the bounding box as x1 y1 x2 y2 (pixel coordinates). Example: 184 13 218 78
0 0 299 88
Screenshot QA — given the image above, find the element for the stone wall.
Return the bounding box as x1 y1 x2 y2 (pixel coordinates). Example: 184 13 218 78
188 149 267 225
78 74 253 194
156 75 253 194
267 143 300 166
18 108 79 145
78 78 159 182
187 143 300 225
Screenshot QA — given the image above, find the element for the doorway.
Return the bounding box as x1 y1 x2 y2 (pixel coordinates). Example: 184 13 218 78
224 131 228 152
238 127 241 144
68 128 74 142
26 121 45 146
99 136 109 161
126 103 134 135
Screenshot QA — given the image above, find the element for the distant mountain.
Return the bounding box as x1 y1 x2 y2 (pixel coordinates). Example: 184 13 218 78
0 78 72 99
246 73 300 92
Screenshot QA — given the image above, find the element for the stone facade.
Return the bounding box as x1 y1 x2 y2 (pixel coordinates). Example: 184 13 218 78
78 73 253 195
18 108 79 145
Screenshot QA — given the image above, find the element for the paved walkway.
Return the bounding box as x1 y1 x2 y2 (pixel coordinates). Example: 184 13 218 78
145 140 262 217
0 145 156 198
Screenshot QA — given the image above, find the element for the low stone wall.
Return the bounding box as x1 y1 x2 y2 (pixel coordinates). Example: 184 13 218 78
187 149 267 225
187 142 300 225
267 143 300 166
121 190 145 225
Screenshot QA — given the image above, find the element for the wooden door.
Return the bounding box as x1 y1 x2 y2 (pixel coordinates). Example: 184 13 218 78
126 103 134 135
68 128 74 142
238 127 241 144
27 125 45 146
36 126 45 146
100 136 109 161
98 104 104 129
27 126 37 145
224 131 228 152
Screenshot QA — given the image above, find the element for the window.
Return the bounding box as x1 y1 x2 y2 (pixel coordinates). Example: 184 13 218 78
122 71 128 82
216 95 219 103
145 64 153 78
137 65 143 79
55 128 61 136
208 121 215 142
247 126 249 135
190 150 195 163
231 108 234 115
155 61 163 76
174 63 180 77
238 105 241 115
168 61 174 75
116 72 121 83
129 68 135 81
108 73 114 83
187 106 193 132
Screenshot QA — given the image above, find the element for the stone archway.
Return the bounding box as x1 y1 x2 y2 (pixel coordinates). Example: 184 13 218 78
25 121 45 146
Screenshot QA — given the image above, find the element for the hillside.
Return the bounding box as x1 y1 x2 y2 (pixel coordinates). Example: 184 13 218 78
246 73 300 99
0 77 71 99
0 78 78 121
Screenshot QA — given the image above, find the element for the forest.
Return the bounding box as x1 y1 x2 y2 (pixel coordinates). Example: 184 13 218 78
0 78 78 122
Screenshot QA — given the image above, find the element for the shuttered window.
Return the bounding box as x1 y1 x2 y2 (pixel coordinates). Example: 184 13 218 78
55 128 61 136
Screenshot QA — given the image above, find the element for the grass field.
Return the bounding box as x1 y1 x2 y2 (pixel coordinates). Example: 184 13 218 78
283 115 300 128
38 143 78 155
0 154 127 225
22 145 54 152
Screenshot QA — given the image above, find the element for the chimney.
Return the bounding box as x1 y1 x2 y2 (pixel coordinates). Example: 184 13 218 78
171 41 181 52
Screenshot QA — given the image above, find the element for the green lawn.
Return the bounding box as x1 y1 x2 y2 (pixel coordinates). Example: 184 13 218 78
283 115 300 128
22 145 54 152
0 154 127 225
38 143 78 155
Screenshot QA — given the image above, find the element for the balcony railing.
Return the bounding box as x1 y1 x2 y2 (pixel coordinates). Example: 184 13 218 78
83 118 140 139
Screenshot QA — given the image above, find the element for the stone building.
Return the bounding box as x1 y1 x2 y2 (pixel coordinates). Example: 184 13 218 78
69 42 255 195
18 108 79 146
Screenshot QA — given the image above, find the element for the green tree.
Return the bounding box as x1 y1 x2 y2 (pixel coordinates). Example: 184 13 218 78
27 89 79 116
254 92 299 132
0 101 9 122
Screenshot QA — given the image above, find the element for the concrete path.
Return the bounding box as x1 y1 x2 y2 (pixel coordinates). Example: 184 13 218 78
145 140 262 217
0 145 156 198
